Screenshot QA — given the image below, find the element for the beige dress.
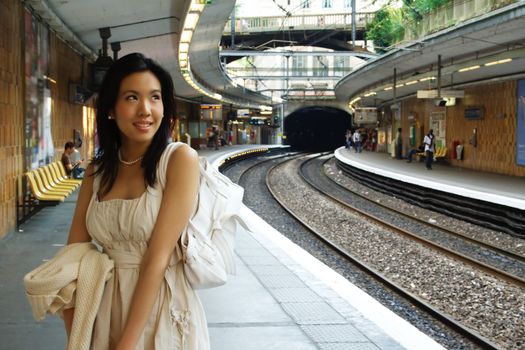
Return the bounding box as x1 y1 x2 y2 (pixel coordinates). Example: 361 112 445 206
86 143 210 350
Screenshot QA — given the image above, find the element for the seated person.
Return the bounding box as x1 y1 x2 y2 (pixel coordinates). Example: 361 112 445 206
406 143 425 163
61 141 84 179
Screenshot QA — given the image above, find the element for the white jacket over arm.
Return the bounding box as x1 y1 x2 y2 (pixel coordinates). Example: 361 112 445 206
24 242 114 350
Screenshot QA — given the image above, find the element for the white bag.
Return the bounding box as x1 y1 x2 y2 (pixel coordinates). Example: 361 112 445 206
180 157 250 289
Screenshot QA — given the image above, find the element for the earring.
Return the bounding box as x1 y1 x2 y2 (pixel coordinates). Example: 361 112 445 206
108 115 113 120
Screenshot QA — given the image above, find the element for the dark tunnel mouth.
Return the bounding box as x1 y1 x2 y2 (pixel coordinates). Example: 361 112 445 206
284 106 353 152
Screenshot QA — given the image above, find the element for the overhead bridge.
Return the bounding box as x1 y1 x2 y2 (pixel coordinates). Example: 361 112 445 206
222 12 375 52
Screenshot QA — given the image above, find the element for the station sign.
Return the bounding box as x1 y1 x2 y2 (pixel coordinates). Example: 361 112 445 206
237 109 250 118
200 104 222 121
354 107 378 124
417 90 465 99
200 104 221 110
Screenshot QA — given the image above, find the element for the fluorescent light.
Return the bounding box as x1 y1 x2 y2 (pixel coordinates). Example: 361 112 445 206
395 83 404 88
184 13 200 30
364 92 376 97
384 86 393 91
189 3 205 12
419 76 435 82
405 80 418 85
180 30 193 42
179 43 190 53
485 58 512 66
458 65 480 72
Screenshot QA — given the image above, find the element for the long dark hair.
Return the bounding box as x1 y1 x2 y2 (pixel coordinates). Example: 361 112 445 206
93 53 175 196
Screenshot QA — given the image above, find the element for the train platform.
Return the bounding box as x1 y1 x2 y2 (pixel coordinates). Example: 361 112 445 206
0 145 443 350
335 147 525 210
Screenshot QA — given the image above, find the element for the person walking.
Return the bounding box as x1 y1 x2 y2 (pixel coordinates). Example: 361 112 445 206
352 129 362 153
423 129 435 170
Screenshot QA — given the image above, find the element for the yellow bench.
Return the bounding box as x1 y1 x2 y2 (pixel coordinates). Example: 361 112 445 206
416 147 448 161
25 161 82 203
434 147 448 161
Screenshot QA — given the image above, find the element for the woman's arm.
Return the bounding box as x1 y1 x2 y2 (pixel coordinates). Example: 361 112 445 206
63 164 95 336
116 145 200 350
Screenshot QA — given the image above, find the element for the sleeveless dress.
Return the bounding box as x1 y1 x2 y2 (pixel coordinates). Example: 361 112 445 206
85 143 210 350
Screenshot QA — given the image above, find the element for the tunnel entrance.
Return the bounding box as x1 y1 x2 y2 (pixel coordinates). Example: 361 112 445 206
284 106 352 151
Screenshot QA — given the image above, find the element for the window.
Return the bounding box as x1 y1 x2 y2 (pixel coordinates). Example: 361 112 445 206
322 0 332 8
334 56 349 76
292 55 307 76
313 56 328 77
302 0 310 8
344 0 352 8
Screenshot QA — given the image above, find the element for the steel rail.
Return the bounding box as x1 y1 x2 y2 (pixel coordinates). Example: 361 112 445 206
264 154 505 350
318 155 525 263
298 154 525 287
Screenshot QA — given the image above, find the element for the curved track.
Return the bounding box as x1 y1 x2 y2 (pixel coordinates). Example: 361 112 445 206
263 153 519 350
222 152 489 350
300 154 525 286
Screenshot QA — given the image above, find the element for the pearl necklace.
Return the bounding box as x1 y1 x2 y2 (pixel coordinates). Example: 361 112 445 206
118 150 143 166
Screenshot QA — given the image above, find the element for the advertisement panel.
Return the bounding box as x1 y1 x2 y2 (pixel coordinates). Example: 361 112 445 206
25 10 53 170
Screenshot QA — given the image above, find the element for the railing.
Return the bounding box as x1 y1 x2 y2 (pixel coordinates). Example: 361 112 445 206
403 0 518 41
224 12 375 34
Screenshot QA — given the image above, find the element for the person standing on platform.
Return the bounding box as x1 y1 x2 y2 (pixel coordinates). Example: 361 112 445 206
345 129 352 149
210 126 219 150
423 129 435 170
60 53 209 349
352 129 362 153
395 127 403 159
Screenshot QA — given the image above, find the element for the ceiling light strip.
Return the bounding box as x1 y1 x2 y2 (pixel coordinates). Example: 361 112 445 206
178 0 271 109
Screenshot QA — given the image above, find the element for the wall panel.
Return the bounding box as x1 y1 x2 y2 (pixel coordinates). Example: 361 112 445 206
0 0 23 238
402 80 525 177
0 1 96 239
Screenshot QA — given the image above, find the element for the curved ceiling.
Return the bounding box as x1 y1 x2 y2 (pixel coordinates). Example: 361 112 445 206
24 0 267 106
189 0 272 106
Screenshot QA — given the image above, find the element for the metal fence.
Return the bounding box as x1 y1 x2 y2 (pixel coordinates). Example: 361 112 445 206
224 12 375 34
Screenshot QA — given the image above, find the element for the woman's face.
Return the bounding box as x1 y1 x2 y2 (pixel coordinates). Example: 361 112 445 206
112 71 164 145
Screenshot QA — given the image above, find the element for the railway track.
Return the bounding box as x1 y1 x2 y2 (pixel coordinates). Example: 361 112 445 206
299 154 525 287
263 153 522 350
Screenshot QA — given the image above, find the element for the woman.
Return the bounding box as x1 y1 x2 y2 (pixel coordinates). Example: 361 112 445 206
64 53 208 349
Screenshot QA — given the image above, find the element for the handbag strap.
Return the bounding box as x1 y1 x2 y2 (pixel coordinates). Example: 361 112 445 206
157 142 186 190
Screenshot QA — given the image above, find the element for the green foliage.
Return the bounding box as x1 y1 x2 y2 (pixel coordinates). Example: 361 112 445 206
403 0 450 22
366 0 451 52
366 7 404 53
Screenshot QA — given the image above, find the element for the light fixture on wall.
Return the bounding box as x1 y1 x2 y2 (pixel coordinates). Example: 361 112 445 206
458 65 480 73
